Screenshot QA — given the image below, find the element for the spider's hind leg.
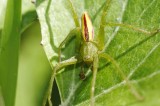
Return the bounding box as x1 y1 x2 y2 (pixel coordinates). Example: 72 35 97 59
99 53 144 101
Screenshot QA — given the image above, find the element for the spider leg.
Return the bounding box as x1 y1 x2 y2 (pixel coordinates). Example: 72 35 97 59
42 57 78 106
106 22 160 35
91 55 99 106
96 0 112 50
68 0 80 27
99 53 144 101
58 28 81 62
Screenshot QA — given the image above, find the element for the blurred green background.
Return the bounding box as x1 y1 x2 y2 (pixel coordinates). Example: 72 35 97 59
0 0 55 106
15 21 51 106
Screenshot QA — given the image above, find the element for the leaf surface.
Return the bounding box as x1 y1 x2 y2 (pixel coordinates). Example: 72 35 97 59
36 0 160 105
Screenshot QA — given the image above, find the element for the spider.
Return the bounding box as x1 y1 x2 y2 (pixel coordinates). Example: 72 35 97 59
42 0 160 106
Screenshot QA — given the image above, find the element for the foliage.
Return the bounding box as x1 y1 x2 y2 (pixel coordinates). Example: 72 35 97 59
36 0 160 105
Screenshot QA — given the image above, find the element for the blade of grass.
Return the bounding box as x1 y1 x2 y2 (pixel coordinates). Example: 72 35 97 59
0 0 21 106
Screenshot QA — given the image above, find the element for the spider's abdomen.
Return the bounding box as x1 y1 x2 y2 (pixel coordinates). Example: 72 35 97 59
81 12 94 42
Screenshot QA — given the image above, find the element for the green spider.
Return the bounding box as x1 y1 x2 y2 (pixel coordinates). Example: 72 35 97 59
42 0 160 106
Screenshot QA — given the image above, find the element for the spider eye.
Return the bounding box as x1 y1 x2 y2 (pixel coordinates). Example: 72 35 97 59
81 12 94 42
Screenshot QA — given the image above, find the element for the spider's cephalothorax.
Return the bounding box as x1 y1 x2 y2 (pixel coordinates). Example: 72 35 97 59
80 12 98 64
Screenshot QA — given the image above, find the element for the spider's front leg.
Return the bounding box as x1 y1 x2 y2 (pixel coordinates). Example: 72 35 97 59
42 57 78 106
58 27 81 62
90 55 99 106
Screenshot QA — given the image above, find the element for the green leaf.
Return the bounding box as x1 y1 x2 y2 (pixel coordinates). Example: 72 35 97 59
36 0 160 105
0 0 21 106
